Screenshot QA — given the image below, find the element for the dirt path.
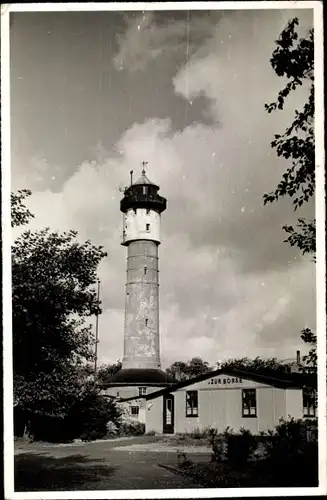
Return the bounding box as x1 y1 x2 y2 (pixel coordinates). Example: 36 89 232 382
14 439 202 491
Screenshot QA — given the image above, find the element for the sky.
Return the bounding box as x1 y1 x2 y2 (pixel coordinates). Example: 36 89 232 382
10 6 316 368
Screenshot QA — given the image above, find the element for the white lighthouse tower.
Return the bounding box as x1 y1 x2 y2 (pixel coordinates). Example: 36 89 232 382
106 163 174 397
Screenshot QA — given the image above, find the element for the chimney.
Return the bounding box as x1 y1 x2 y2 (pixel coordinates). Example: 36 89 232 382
296 350 301 365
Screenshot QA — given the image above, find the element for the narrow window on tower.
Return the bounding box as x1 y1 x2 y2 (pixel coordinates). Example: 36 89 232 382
144 265 147 275
143 186 148 195
145 318 148 326
146 208 150 214
146 223 150 231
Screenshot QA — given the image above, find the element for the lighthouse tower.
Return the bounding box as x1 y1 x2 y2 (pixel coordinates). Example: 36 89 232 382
106 164 174 394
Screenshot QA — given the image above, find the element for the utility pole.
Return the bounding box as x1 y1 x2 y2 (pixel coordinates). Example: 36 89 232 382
94 279 100 374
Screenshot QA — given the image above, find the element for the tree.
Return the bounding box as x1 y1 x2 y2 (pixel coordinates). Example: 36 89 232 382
264 17 315 259
12 191 108 419
300 328 317 375
11 189 34 227
264 18 317 371
166 357 213 381
219 357 291 376
96 362 123 385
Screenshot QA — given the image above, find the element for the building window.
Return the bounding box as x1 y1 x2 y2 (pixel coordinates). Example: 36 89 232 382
139 387 147 397
146 208 150 214
143 186 148 195
303 389 317 418
186 391 198 417
131 406 139 416
116 391 120 398
144 266 147 274
146 223 150 231
242 389 257 417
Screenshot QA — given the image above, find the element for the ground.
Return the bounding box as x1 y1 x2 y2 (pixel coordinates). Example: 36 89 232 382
14 436 205 491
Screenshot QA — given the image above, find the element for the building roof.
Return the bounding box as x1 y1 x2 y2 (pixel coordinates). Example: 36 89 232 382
132 170 159 188
144 367 317 401
101 368 175 388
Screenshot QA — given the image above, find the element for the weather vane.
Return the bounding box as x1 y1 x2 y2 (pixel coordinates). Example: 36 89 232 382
141 161 148 175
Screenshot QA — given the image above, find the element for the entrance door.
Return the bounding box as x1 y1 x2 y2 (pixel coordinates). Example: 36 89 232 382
163 394 174 434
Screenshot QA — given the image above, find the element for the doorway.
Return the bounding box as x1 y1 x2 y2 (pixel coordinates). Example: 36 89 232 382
163 394 174 434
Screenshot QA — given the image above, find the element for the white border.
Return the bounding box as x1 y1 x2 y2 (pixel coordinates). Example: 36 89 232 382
1 2 326 499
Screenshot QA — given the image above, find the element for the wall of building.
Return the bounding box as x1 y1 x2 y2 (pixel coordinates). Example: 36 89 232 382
145 373 305 435
286 388 303 419
103 386 159 400
123 208 161 244
145 396 163 434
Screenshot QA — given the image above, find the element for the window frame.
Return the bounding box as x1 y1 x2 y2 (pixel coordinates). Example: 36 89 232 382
138 386 147 397
146 223 150 231
186 390 199 418
130 405 139 416
242 389 257 418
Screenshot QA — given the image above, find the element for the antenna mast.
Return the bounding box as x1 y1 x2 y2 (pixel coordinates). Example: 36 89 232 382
94 279 101 373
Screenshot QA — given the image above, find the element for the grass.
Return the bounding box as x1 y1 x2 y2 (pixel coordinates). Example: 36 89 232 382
177 455 318 488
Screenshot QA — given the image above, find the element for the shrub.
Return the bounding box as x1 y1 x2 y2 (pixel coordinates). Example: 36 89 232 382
145 430 156 436
190 428 207 439
259 417 318 486
225 428 257 467
118 420 145 436
106 420 119 436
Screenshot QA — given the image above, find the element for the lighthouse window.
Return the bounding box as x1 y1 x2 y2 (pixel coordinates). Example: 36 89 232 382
145 318 148 326
143 186 148 195
146 223 150 231
144 266 147 275
146 208 150 214
133 208 137 214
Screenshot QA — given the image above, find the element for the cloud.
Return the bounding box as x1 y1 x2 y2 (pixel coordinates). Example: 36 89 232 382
113 11 221 72
12 9 315 368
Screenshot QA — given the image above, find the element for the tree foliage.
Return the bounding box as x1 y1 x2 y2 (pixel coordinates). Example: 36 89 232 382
11 191 108 418
11 189 35 227
219 356 291 376
264 18 317 370
264 17 314 209
96 362 123 385
166 357 213 381
264 17 315 260
300 328 317 375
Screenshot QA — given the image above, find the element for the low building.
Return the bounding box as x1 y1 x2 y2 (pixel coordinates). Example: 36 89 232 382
143 368 316 435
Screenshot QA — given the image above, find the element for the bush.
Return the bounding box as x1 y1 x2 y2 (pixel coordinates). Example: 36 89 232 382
225 428 257 467
145 430 156 436
259 417 318 486
207 428 225 462
190 428 208 439
118 420 145 436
